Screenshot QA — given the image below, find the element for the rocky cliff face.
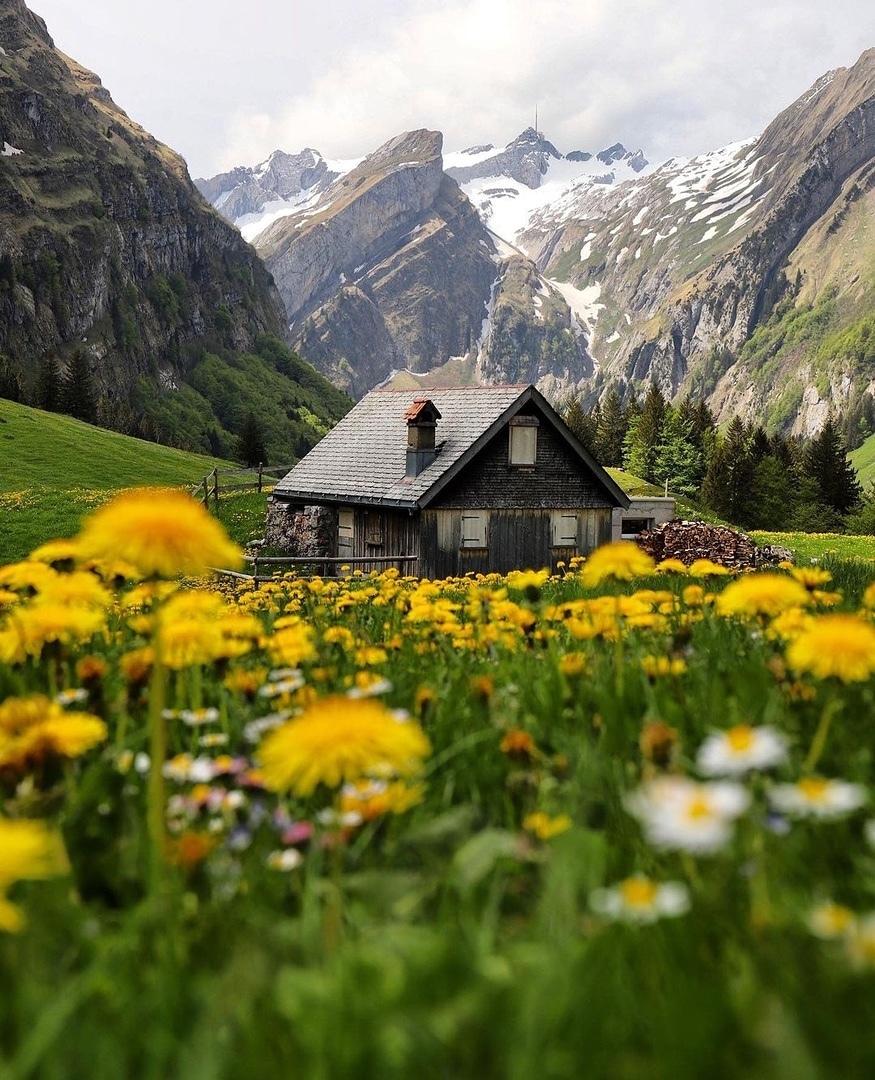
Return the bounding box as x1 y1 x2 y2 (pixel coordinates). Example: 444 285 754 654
521 49 875 433
253 129 594 399
0 0 347 454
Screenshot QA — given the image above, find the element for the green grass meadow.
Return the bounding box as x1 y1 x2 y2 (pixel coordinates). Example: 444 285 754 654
0 400 233 562
4 418 875 1075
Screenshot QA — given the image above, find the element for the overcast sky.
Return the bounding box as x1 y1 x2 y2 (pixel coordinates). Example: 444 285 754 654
30 0 875 179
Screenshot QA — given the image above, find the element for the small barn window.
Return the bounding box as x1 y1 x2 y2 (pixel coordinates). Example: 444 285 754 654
620 517 654 539
509 416 538 465
460 510 488 549
551 511 578 548
365 511 384 547
338 508 354 557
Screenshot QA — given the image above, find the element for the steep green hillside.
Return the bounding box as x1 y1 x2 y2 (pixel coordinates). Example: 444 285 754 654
0 1 350 459
0 398 231 492
850 432 875 488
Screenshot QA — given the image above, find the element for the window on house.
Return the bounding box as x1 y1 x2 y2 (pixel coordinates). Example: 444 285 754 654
365 511 384 547
338 508 354 557
508 417 538 465
551 511 578 548
620 517 654 539
460 510 489 549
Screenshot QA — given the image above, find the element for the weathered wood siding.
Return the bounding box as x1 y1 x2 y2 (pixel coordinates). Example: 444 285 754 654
433 407 615 510
415 406 615 576
420 507 612 578
338 506 419 572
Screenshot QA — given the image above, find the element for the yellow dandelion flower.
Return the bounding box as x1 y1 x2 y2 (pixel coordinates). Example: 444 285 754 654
766 608 814 642
522 811 573 840
580 542 655 587
641 655 687 679
790 566 833 590
785 614 875 682
0 694 107 774
28 538 80 567
715 573 810 620
338 778 425 821
559 652 588 677
656 558 690 575
0 561 59 594
76 487 242 579
687 559 732 577
10 602 106 657
258 696 431 796
0 819 68 932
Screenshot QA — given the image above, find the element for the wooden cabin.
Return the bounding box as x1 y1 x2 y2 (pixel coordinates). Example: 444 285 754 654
266 385 630 578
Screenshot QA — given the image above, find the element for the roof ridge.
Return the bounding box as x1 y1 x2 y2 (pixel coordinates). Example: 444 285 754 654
370 384 531 393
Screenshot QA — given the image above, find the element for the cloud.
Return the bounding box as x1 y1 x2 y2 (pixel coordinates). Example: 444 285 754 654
32 0 875 176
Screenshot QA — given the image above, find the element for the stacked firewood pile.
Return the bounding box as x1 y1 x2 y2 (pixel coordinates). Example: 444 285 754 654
635 521 794 570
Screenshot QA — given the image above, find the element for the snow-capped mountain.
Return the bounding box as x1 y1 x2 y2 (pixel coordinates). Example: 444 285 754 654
199 127 650 248
196 52 875 433
445 127 650 244
195 148 362 242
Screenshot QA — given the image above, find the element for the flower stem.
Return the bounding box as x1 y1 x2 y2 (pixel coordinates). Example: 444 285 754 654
147 606 168 895
803 698 842 774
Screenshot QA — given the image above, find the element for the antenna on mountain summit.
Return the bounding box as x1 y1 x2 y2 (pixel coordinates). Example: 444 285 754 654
534 104 539 135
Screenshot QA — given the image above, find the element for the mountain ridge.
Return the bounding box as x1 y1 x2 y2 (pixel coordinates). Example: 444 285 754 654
0 0 350 460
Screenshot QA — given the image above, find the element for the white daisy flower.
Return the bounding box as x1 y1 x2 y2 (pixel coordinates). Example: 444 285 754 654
768 778 867 819
266 848 303 872
625 776 750 854
696 724 788 777
808 901 856 940
590 876 690 923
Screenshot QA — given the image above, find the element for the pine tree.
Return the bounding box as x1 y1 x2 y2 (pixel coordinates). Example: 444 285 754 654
595 388 627 466
236 412 267 467
654 406 702 496
61 350 97 423
561 394 599 455
699 417 757 525
802 416 863 515
37 355 63 413
623 382 665 482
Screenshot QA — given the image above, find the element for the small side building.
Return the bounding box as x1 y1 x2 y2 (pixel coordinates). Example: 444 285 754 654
267 384 631 578
612 496 676 542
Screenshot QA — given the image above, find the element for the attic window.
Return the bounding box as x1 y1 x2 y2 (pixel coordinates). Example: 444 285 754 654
509 416 539 466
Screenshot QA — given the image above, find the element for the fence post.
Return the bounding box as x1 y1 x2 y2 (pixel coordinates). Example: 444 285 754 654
212 467 219 510
201 474 209 506
257 462 263 494
253 555 259 583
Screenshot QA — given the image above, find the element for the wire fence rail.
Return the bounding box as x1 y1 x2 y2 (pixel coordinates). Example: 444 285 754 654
190 463 295 508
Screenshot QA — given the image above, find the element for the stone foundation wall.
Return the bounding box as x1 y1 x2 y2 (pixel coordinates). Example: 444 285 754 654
265 499 336 556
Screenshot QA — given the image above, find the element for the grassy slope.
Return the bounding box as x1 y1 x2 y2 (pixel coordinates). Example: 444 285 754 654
0 400 234 563
850 433 875 488
0 399 231 492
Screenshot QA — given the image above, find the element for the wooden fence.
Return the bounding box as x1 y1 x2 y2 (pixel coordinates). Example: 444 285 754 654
192 463 295 508
211 553 420 584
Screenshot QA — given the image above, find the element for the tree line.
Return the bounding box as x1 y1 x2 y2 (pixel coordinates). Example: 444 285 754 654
22 351 268 467
563 383 870 534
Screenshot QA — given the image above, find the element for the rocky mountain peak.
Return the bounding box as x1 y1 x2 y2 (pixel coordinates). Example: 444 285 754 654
596 142 648 172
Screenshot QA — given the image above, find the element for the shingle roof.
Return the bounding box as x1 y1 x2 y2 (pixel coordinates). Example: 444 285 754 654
273 384 629 509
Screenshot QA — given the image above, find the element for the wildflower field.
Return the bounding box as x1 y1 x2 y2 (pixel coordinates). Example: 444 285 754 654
3 490 875 1078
